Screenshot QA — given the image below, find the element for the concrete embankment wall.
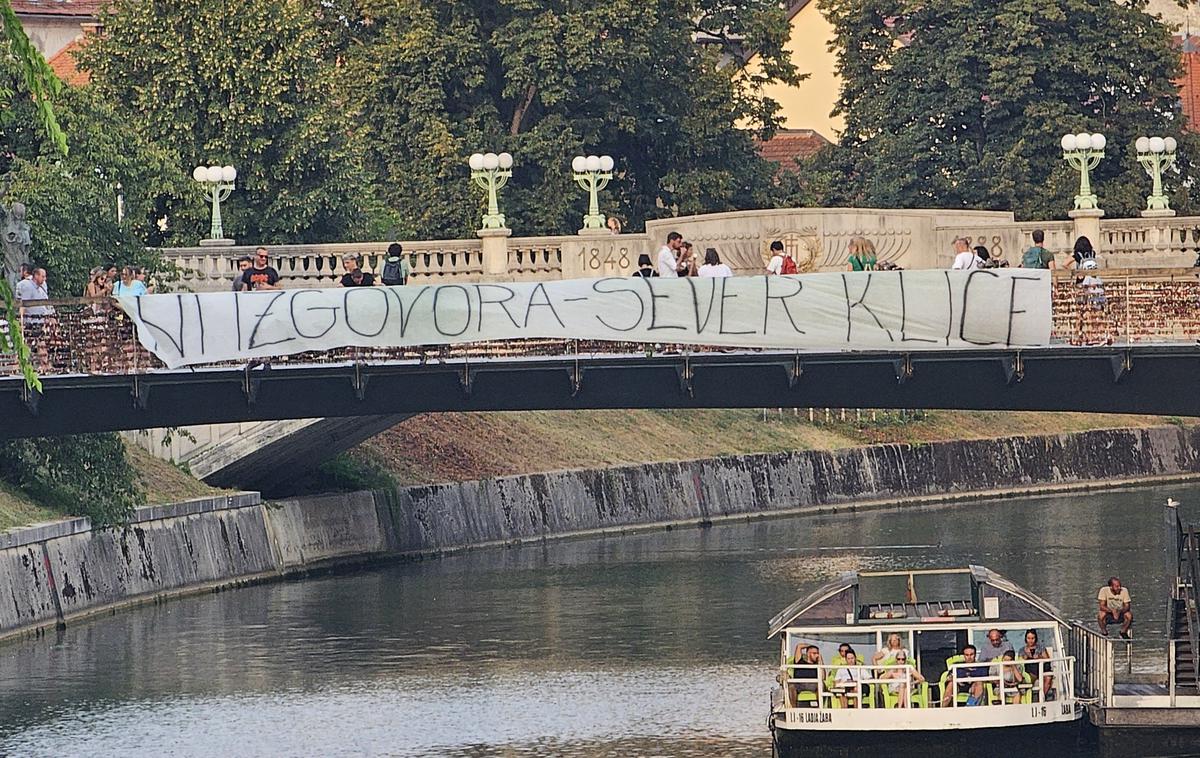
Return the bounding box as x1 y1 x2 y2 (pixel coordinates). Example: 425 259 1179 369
3 425 1200 640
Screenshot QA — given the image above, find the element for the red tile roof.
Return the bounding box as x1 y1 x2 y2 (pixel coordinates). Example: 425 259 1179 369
11 0 102 17
757 129 830 171
47 37 89 86
1178 50 1200 132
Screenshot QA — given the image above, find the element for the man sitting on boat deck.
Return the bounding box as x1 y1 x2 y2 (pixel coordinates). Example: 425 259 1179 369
1097 577 1133 639
792 645 823 706
976 629 1014 662
941 644 989 707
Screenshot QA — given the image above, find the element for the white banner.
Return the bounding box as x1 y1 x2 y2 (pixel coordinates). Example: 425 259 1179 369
115 270 1051 369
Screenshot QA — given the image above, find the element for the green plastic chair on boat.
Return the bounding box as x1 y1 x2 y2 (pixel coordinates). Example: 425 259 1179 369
882 678 930 708
938 655 974 706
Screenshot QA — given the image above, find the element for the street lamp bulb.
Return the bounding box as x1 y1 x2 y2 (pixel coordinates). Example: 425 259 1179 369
1165 136 1178 153
1090 133 1106 151
205 165 224 183
1061 134 1078 152
221 165 237 182
599 155 614 172
1136 137 1151 154
585 155 601 172
1149 136 1166 154
192 166 207 182
469 153 485 171
482 152 499 171
1074 133 1092 151
498 152 513 169
572 156 587 173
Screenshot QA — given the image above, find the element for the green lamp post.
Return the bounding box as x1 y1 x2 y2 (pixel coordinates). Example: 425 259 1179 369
1135 136 1178 216
1060 132 1106 211
571 154 614 230
468 151 513 230
193 164 236 245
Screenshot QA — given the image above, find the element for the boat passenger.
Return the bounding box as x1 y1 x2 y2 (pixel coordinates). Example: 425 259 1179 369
833 649 863 708
794 645 823 706
784 643 806 704
827 643 852 690
976 628 1014 662
999 651 1027 704
1020 629 1053 700
872 632 909 667
941 644 988 707
881 651 926 708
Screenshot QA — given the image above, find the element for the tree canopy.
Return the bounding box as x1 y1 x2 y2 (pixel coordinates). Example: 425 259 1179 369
334 0 800 238
78 0 377 245
819 0 1197 219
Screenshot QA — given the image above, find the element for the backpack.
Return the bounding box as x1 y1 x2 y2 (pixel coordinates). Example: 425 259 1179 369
381 255 407 285
1022 246 1048 269
780 256 798 275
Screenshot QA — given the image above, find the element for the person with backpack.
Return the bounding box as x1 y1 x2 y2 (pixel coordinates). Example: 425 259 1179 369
1021 229 1057 269
766 240 797 275
380 242 411 286
1070 235 1098 270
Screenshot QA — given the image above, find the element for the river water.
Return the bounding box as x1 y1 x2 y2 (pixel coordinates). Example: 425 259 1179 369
0 484 1195 757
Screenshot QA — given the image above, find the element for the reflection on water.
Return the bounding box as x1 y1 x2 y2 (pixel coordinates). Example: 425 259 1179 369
0 484 1195 756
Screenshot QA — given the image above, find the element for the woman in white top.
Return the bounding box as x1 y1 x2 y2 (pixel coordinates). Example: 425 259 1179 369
698 248 732 278
872 632 909 667
834 650 862 708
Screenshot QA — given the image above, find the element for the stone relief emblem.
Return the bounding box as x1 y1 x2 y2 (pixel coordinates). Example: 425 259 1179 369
761 227 822 273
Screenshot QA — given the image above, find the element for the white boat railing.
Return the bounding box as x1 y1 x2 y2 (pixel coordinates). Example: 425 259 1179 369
1067 623 1114 706
780 658 1073 710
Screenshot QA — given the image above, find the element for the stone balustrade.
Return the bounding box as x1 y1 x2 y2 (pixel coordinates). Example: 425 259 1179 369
156 208 1200 297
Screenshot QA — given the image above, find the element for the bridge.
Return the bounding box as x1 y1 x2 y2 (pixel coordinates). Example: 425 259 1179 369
3 268 1200 440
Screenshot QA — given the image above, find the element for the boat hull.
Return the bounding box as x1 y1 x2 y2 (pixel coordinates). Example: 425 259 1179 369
773 719 1085 757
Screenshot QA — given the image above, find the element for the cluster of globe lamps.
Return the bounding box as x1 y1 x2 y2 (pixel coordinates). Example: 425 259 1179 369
1060 132 1180 215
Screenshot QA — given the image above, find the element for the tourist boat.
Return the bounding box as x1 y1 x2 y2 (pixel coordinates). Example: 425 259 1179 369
768 566 1084 755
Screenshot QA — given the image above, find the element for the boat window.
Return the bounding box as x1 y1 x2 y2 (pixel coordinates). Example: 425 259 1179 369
859 572 972 607
915 629 962 685
972 626 1058 660
785 632 876 665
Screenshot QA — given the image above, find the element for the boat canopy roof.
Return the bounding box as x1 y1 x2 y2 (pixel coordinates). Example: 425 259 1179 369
767 565 1068 638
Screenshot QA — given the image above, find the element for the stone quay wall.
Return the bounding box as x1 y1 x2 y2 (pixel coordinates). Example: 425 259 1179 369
4 425 1200 641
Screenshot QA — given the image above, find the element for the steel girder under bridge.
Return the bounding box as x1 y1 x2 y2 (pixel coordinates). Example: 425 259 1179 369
1 345 1197 440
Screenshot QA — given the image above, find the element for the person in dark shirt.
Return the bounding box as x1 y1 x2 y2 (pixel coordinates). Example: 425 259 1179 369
340 254 376 286
240 247 280 291
633 253 657 278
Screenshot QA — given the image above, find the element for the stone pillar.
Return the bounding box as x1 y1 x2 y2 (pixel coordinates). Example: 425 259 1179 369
1069 208 1104 251
478 228 511 280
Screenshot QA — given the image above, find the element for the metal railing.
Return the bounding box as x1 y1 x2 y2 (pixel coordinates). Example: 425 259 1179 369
5 270 1200 378
1067 623 1114 706
1175 515 1200 692
780 659 1072 710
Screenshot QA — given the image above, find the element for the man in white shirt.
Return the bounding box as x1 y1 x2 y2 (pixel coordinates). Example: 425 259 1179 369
657 232 683 277
951 237 981 270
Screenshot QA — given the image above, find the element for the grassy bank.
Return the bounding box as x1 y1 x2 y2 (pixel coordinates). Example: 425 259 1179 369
349 409 1195 486
0 442 230 532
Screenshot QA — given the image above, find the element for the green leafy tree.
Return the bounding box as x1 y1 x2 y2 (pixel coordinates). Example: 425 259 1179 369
6 89 187 294
820 0 1197 219
334 0 801 237
0 434 144 526
78 0 375 245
